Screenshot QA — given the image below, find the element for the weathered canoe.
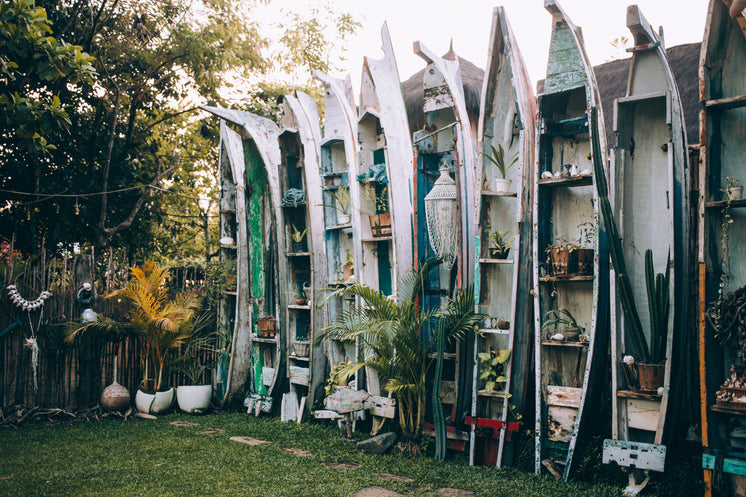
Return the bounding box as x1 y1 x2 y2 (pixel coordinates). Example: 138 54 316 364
469 6 535 469
412 40 478 441
532 0 609 481
312 71 363 391
200 106 285 408
602 7 690 492
699 0 746 493
276 91 327 422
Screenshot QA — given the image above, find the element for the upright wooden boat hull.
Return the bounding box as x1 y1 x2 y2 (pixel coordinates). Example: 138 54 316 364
699 1 746 494
200 106 285 406
532 0 608 481
412 40 478 439
603 6 689 484
277 92 326 421
469 6 535 469
312 71 363 390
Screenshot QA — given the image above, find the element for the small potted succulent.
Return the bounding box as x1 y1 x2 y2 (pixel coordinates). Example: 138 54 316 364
290 224 308 253
325 186 351 225
724 177 743 201
486 228 515 260
575 221 595 275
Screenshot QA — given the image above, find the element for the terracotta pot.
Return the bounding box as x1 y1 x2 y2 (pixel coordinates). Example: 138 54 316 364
549 247 578 276
176 385 212 414
576 248 594 275
637 362 665 391
135 388 174 414
369 214 392 237
342 263 353 281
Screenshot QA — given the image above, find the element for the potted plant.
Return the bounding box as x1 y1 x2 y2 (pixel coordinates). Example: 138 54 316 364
545 238 579 276
66 261 208 414
365 184 392 237
257 316 278 338
206 258 237 295
176 343 212 414
541 308 584 341
325 186 351 225
342 249 354 281
290 224 308 253
724 176 743 201
478 348 511 393
485 228 515 259
576 221 595 275
292 283 309 306
634 249 670 391
481 143 518 193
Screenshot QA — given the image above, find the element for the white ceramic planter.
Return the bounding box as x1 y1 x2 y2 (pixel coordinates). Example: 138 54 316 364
338 213 351 225
176 385 212 414
135 388 174 414
495 178 512 193
727 186 743 201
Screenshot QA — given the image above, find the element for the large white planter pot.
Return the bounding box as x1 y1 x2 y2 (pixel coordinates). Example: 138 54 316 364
176 385 212 414
135 388 174 414
495 178 512 193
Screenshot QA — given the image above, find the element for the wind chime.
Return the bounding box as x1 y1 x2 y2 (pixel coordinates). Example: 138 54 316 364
6 284 53 392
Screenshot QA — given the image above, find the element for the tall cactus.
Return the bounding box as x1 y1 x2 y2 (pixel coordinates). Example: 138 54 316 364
590 107 650 362
645 249 670 363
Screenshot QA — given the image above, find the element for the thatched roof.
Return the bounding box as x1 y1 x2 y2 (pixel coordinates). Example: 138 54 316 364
594 42 701 146
402 53 484 135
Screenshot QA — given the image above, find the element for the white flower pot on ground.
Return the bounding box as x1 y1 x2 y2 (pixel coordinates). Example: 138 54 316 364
495 178 512 193
176 385 212 414
135 388 174 414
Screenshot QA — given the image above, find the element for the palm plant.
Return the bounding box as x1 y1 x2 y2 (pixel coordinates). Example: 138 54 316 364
66 261 208 392
481 144 518 179
317 258 483 456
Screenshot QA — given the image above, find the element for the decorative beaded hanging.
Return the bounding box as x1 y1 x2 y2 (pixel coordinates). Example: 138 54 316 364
6 284 52 392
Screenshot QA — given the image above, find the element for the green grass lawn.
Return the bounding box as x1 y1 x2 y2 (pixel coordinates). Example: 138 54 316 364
0 413 690 497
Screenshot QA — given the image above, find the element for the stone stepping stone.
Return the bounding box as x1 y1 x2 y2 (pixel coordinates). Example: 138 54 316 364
322 461 362 469
376 473 414 483
200 428 224 434
170 421 199 427
435 489 475 497
280 447 314 456
352 486 404 497
230 436 268 446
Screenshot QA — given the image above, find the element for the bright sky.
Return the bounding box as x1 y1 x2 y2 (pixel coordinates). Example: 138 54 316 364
255 0 708 93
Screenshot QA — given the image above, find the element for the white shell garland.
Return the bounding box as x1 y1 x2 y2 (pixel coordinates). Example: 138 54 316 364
6 284 52 311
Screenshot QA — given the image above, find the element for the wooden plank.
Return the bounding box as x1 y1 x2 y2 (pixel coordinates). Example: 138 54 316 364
537 175 593 187
603 440 666 472
704 94 746 109
547 406 578 442
702 454 746 476
547 385 582 408
626 398 662 431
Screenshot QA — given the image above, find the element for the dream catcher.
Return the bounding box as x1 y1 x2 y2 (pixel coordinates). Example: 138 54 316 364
6 284 53 392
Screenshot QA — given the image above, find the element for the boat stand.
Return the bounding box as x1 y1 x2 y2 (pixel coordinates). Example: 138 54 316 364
622 469 651 497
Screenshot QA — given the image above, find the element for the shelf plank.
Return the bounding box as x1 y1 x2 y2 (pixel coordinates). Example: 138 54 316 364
478 328 511 335
286 252 311 257
288 304 311 310
479 258 514 264
362 236 393 242
477 389 509 398
705 198 746 209
541 340 588 348
539 275 593 282
617 389 661 400
325 223 352 231
251 336 278 344
481 190 517 197
711 404 746 416
705 94 746 110
538 174 593 187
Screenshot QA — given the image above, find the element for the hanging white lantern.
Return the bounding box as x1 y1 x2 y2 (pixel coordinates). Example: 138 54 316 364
424 159 458 270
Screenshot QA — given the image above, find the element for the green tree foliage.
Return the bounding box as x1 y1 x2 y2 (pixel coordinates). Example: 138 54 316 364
1 0 357 260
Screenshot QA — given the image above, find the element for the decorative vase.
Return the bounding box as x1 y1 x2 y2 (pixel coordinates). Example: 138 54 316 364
176 385 212 414
135 387 174 414
100 357 130 412
495 178 512 193
727 186 743 201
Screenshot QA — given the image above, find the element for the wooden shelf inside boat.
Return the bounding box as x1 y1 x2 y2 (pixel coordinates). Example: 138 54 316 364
478 328 510 335
328 280 352 287
362 236 392 242
477 389 509 398
479 258 514 264
481 190 517 197
222 290 237 296
286 252 311 257
281 201 307 207
705 94 746 110
539 275 593 282
220 244 237 250
251 335 278 344
289 355 310 362
538 174 593 188
428 352 457 360
220 208 236 214
616 389 661 401
541 340 588 348
710 404 746 416
705 198 746 209
325 223 352 231
287 304 311 310
543 116 589 137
